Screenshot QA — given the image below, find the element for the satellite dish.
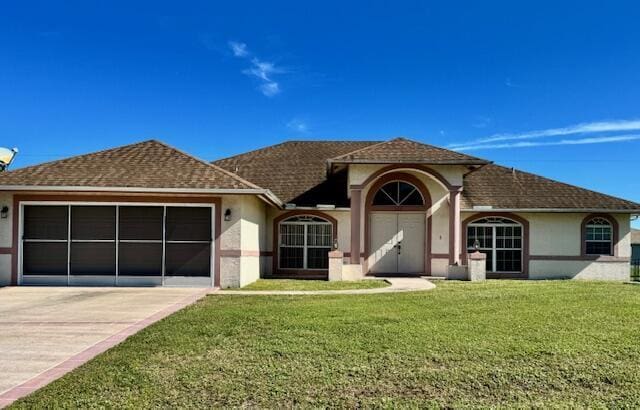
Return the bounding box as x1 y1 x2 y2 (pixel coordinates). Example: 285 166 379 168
0 147 18 171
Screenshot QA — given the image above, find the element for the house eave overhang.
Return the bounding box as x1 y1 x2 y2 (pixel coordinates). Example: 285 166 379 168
0 185 285 207
462 207 640 214
328 159 491 166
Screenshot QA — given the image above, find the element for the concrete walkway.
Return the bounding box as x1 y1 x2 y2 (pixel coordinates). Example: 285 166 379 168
212 277 436 295
0 287 209 408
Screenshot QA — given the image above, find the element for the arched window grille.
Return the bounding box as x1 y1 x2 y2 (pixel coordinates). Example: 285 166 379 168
372 181 424 206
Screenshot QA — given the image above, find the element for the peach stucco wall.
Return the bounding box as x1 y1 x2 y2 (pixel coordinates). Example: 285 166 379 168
462 211 632 280
219 194 267 288
0 185 633 287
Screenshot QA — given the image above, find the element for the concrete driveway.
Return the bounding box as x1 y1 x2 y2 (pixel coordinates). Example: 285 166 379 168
0 286 207 406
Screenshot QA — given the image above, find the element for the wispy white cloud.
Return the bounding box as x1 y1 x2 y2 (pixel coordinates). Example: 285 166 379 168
452 134 640 151
228 41 283 97
449 119 640 148
259 82 280 97
243 58 282 82
242 58 282 97
286 118 308 133
228 41 248 57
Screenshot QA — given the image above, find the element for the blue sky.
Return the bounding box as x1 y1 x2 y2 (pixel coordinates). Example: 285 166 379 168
1 1 639 227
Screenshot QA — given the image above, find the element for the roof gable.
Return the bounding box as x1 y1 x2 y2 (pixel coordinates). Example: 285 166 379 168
329 137 490 165
0 140 259 191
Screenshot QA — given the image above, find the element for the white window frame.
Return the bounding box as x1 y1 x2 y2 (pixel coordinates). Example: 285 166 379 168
278 216 333 270
18 201 215 287
467 218 523 273
584 217 613 256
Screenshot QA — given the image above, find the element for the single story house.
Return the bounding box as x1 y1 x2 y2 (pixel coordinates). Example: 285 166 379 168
632 229 640 261
0 137 637 288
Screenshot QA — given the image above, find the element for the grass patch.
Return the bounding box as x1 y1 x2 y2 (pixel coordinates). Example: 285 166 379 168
239 279 389 291
11 281 640 408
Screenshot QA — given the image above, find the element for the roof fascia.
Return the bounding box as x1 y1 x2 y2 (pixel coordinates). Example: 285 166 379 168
0 185 273 195
328 159 491 166
462 208 640 214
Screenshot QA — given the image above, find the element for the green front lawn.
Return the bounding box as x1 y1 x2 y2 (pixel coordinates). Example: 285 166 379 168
240 279 389 291
12 281 640 408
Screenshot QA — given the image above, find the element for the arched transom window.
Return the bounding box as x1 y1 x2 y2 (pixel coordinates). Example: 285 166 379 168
279 216 333 270
372 181 424 206
467 217 523 273
585 217 613 255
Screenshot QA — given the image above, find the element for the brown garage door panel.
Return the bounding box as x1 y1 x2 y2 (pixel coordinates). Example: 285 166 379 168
23 242 68 275
23 206 68 240
71 206 116 240
119 242 163 276
70 242 116 275
21 204 214 286
119 206 163 240
166 243 211 277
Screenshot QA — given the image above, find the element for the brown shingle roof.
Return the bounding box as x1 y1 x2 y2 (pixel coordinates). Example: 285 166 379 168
215 139 640 211
3 137 638 211
329 137 489 165
0 140 259 191
213 140 379 206
461 164 640 211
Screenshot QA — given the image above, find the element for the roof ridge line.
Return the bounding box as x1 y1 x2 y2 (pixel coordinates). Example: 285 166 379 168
211 141 293 164
400 137 492 162
329 139 393 161
282 139 382 143
212 140 383 164
328 136 491 164
151 140 265 190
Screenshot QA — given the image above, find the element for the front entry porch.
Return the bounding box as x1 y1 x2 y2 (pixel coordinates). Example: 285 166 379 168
347 166 465 280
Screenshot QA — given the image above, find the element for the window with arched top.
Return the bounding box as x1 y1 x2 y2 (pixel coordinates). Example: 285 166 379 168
584 217 613 255
278 215 333 270
372 181 424 206
467 217 523 273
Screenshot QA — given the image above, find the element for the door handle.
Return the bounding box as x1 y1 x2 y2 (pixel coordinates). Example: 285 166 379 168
396 242 402 255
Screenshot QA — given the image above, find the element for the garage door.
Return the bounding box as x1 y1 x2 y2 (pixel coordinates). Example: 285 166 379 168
20 204 214 287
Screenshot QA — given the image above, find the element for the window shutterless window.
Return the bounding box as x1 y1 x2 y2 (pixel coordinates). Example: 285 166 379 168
278 216 333 270
467 217 523 273
585 217 613 255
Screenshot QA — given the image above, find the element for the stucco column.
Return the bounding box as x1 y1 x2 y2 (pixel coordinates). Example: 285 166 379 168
449 187 462 265
468 251 487 281
350 188 362 265
328 250 344 281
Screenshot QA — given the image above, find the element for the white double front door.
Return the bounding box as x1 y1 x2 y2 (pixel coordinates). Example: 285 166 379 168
369 212 425 274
